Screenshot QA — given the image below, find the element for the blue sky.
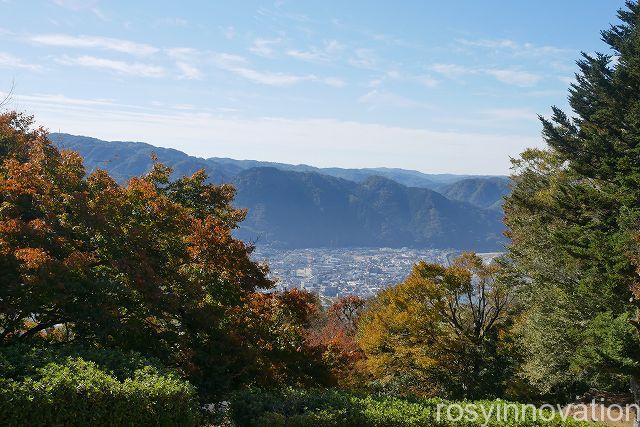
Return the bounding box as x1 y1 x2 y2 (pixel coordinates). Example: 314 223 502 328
0 0 626 174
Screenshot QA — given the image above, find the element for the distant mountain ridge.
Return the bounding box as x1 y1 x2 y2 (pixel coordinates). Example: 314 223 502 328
50 133 508 251
51 133 503 190
441 177 510 211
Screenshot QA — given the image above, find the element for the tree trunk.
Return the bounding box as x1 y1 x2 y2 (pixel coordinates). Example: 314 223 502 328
630 376 640 427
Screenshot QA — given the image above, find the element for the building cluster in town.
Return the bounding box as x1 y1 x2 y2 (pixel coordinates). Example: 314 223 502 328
252 247 500 300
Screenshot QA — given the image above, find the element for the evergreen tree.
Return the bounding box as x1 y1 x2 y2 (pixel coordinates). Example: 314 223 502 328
505 0 640 400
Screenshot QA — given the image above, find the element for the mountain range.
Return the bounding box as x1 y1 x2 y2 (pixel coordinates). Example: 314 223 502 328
51 133 509 251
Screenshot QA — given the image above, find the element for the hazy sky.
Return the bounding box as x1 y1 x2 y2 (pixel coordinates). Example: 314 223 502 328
0 0 626 174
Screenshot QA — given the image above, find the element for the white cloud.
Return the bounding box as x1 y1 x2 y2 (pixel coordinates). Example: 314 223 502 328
358 89 427 109
485 68 541 86
91 8 108 22
460 38 517 50
415 75 438 88
165 47 199 60
50 0 99 10
388 70 438 87
56 55 165 78
0 52 41 70
154 17 188 27
348 48 377 69
176 62 202 80
213 53 343 87
286 39 344 63
457 38 568 57
30 34 158 56
229 68 307 86
3 91 226 115
214 53 248 66
385 70 401 79
221 26 236 40
249 38 281 58
321 77 346 88
21 93 540 174
481 108 537 121
8 92 118 107
431 63 541 86
430 63 472 77
433 108 540 130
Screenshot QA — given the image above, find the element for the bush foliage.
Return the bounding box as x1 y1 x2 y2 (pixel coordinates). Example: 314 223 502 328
228 388 599 427
0 346 201 427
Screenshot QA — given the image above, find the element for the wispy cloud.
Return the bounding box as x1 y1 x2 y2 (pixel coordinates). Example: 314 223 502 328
0 52 41 70
19 92 538 174
433 108 539 129
90 8 109 22
358 89 428 109
213 53 344 87
331 18 416 49
321 77 346 88
249 38 281 58
176 62 202 80
457 38 569 57
431 63 541 87
154 17 188 27
56 55 165 78
382 69 439 88
50 0 99 11
484 68 541 86
286 40 343 63
30 34 158 56
220 26 236 40
10 92 118 108
430 63 472 77
49 1 108 21
480 108 537 121
165 47 198 60
415 75 439 88
348 48 377 69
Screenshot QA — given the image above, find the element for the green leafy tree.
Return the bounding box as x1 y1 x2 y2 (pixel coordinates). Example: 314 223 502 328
504 1 640 400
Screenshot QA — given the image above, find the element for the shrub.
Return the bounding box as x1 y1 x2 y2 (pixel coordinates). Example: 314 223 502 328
0 346 201 426
228 388 603 427
0 343 164 380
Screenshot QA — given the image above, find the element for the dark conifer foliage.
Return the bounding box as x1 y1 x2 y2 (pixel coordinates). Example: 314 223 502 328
505 1 640 398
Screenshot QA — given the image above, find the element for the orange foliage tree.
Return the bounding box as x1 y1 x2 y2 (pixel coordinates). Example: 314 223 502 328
0 112 328 398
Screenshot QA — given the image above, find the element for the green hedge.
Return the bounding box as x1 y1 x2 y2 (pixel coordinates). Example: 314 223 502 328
0 345 201 427
229 388 603 427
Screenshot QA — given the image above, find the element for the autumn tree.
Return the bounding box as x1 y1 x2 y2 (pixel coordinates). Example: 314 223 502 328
306 295 367 387
0 111 327 398
357 253 517 399
233 288 333 388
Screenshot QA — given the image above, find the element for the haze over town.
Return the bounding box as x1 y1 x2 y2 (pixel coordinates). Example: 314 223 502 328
0 0 625 174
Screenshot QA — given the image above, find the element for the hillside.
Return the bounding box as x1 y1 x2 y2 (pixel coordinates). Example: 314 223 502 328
442 176 510 210
234 168 504 250
51 133 506 250
52 133 505 190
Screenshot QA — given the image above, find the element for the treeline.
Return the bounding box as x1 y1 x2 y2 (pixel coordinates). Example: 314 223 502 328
3 1 640 425
0 107 601 424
